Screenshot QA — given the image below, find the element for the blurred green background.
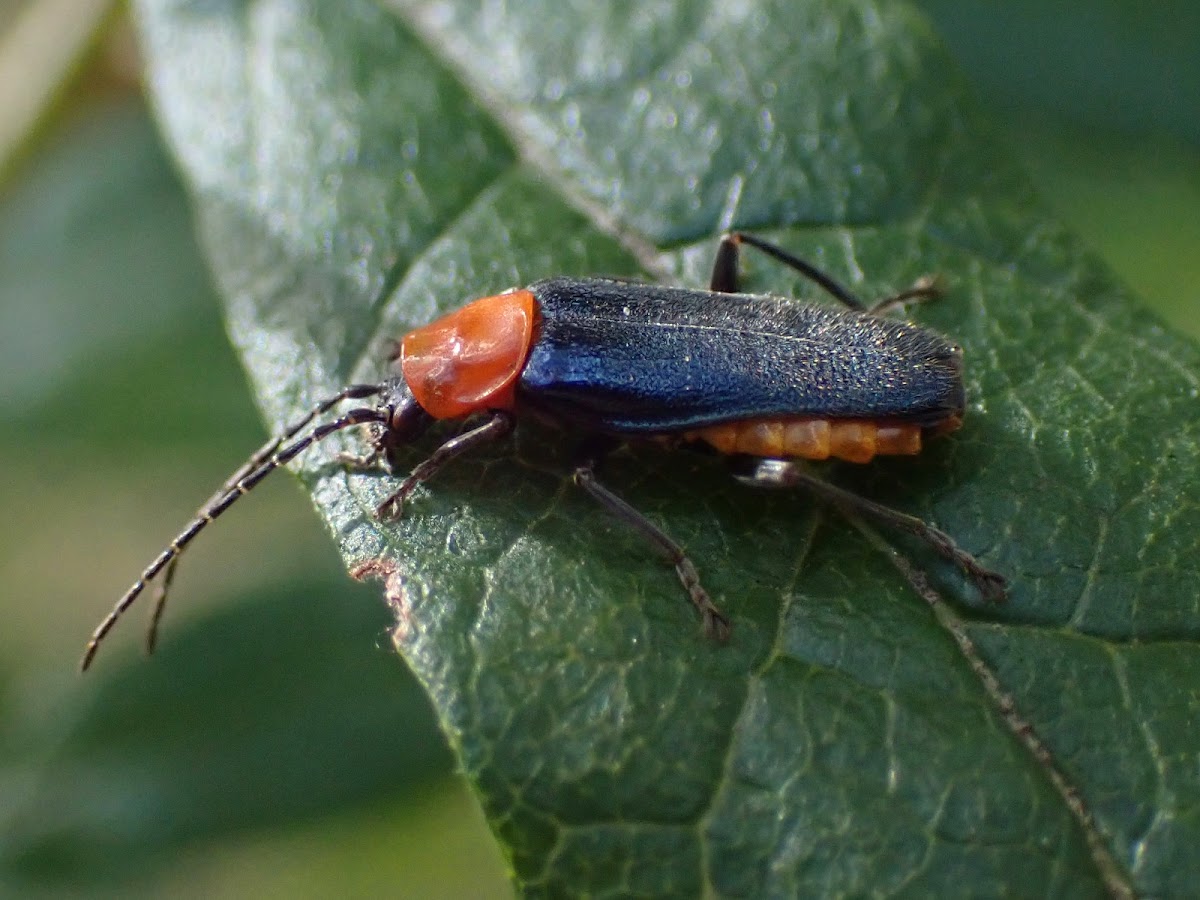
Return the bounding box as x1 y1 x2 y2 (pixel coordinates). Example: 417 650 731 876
0 1 1195 896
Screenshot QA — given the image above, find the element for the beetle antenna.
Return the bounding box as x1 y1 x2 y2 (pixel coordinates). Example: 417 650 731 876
81 393 390 672
141 383 385 656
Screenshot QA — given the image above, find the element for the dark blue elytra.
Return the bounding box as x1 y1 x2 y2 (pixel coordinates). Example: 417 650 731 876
518 277 965 434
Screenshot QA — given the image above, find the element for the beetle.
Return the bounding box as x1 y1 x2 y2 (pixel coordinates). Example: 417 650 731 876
81 231 1006 669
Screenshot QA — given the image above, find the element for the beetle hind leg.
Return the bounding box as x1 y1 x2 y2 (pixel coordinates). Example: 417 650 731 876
710 231 944 317
710 231 867 309
736 458 1007 602
573 461 731 641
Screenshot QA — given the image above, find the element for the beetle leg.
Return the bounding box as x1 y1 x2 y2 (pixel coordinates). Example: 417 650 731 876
708 233 742 293
712 232 943 316
736 459 1007 602
711 231 867 309
572 462 732 640
375 411 514 520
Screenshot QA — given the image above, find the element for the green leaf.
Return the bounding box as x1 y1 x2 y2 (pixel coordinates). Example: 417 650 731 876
134 0 1200 895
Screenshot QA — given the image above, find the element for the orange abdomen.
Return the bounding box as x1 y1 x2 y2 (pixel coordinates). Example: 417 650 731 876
683 416 959 463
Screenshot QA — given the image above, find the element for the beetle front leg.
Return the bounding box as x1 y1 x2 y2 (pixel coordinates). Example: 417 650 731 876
736 458 1007 602
572 461 732 641
376 411 514 519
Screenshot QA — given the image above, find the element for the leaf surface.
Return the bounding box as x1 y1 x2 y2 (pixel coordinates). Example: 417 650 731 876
135 0 1200 895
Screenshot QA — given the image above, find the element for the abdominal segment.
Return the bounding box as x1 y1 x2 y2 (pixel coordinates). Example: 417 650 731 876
682 417 927 463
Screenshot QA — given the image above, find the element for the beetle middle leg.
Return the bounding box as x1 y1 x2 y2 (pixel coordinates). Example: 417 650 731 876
710 231 940 314
572 458 732 640
735 458 1007 602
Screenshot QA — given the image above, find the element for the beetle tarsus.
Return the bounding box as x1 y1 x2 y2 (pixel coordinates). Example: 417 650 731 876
376 492 407 520
673 553 731 641
868 274 943 315
696 593 732 642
